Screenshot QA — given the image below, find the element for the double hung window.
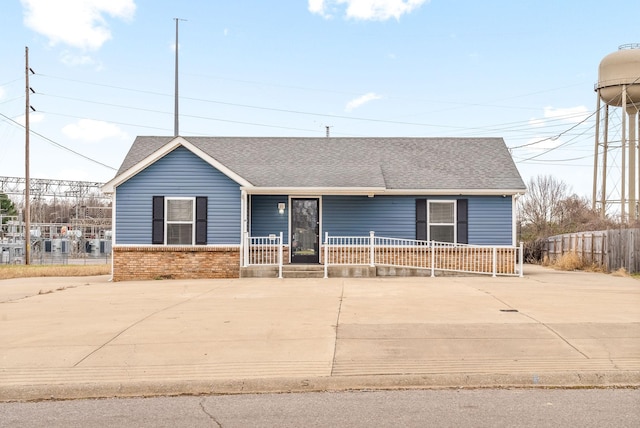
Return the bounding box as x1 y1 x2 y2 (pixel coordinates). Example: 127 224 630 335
416 199 467 244
166 198 195 245
428 201 455 243
152 196 207 245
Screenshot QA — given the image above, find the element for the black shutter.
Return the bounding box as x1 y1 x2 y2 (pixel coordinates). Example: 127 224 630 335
416 199 427 241
152 196 164 244
457 199 468 244
195 196 207 245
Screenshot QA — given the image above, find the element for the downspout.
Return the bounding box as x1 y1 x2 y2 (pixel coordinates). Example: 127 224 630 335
240 189 247 267
109 189 116 282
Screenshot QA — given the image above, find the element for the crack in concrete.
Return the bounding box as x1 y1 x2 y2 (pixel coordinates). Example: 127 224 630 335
607 350 620 370
0 284 82 303
199 398 223 427
71 285 227 367
330 280 346 377
475 287 590 360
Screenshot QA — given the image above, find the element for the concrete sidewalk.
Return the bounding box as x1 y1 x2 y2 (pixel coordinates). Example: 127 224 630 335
1 265 639 401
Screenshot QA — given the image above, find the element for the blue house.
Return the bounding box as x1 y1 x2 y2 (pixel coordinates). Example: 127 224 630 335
102 136 526 280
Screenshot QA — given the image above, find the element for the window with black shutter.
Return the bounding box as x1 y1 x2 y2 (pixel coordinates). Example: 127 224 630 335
456 199 468 244
195 196 207 245
416 199 467 244
152 196 164 244
416 199 427 241
152 196 207 245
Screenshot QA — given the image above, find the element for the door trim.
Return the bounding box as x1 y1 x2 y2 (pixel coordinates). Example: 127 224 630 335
289 196 321 264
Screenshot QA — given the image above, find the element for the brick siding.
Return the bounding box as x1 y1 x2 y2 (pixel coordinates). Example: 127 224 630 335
113 246 240 281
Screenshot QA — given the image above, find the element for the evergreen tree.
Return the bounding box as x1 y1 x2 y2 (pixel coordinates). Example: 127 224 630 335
0 192 17 223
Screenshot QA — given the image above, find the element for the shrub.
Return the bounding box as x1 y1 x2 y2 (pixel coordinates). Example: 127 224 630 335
523 238 546 263
552 252 584 271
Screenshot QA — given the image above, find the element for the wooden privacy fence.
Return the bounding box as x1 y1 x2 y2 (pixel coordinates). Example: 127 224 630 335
543 228 640 273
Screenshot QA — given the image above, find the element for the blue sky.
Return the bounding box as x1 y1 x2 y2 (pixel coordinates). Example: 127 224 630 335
0 0 638 198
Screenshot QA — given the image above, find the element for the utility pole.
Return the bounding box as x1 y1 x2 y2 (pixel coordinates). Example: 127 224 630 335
24 46 31 265
174 18 186 137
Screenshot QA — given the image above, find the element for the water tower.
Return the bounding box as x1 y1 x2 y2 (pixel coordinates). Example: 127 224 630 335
593 44 640 221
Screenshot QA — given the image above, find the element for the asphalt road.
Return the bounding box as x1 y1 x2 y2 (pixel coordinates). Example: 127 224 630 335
2 389 639 427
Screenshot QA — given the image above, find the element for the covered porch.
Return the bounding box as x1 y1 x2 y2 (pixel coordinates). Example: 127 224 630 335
241 231 524 279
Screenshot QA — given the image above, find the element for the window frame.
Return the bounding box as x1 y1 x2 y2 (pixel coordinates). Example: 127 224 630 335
427 200 457 243
165 197 196 245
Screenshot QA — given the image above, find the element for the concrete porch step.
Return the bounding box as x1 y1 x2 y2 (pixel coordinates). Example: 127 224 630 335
241 264 378 279
282 264 324 279
240 265 279 278
240 264 325 279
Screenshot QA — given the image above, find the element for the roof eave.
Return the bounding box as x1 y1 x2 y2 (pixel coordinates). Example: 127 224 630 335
101 136 253 193
242 187 386 195
381 188 527 196
242 187 527 196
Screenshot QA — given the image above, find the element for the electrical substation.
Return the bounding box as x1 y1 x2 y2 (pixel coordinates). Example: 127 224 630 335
593 43 640 221
0 176 111 264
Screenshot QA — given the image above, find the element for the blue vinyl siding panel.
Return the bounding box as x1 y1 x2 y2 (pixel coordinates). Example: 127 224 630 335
468 196 513 245
249 195 512 246
323 196 415 239
250 195 290 243
115 146 241 244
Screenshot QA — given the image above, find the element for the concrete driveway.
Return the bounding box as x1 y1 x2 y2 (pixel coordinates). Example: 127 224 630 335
1 265 639 401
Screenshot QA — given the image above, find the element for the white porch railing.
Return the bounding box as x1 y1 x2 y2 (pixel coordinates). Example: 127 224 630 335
323 231 523 278
243 232 283 278
242 231 523 279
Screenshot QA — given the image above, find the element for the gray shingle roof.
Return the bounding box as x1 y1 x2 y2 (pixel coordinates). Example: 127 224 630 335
114 136 526 191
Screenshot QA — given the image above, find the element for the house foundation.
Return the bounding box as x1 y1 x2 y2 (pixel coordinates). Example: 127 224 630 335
112 246 240 281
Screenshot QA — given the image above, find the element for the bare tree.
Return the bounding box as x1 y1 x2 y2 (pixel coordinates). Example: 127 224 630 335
518 175 622 262
518 175 568 239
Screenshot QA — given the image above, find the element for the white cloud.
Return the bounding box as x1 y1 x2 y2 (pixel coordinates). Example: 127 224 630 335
169 42 182 54
309 0 429 21
15 112 45 126
542 105 590 123
528 117 545 128
0 86 6 100
529 105 590 127
62 119 128 142
20 0 136 51
60 51 104 70
345 92 382 112
309 0 330 17
523 135 563 151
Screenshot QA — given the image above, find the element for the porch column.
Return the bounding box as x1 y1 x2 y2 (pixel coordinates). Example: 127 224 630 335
512 194 519 246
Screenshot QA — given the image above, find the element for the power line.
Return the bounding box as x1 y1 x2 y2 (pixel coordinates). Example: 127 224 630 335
40 70 589 114
37 87 596 139
30 72 602 167
37 72 595 136
0 111 116 170
516 123 596 162
508 108 599 150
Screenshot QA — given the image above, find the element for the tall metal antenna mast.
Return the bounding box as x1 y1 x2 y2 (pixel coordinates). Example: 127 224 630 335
174 18 186 137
